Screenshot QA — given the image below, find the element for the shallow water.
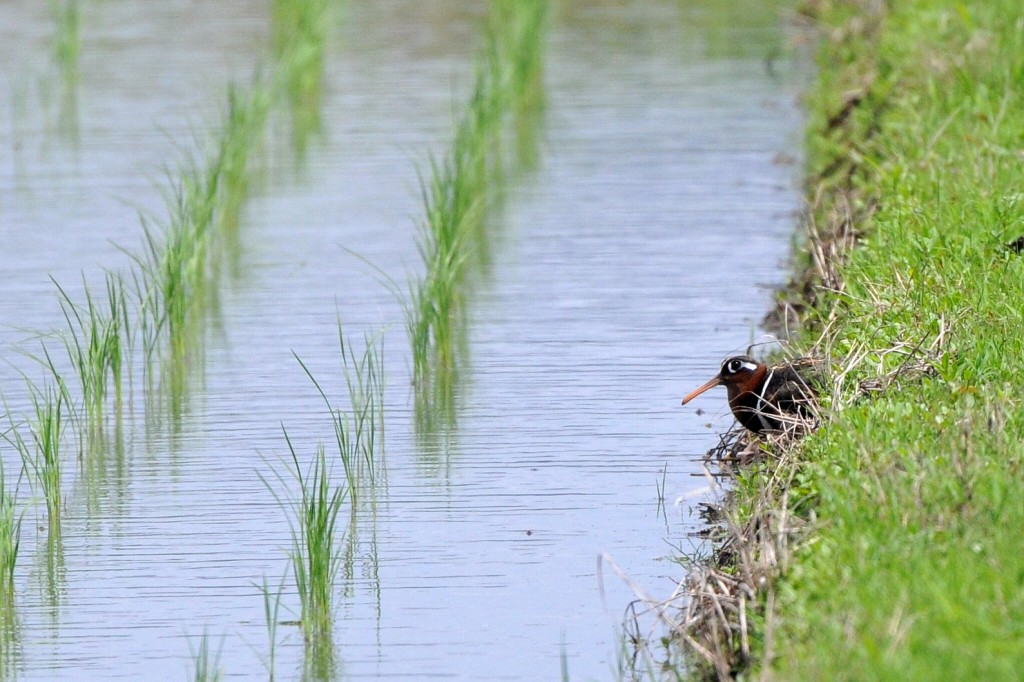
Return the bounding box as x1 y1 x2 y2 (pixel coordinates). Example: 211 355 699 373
0 1 803 679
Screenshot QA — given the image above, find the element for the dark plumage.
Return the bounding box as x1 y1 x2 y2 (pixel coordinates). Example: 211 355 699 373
681 355 820 433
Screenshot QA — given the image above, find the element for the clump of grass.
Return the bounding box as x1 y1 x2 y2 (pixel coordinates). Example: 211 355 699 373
296 324 386 502
54 272 129 432
270 0 332 155
407 0 548 430
48 0 81 85
6 376 70 535
187 631 223 682
258 574 286 680
135 154 218 368
263 327 382 668
0 459 23 611
133 79 271 404
491 0 548 165
667 0 1024 679
263 435 347 641
215 82 271 256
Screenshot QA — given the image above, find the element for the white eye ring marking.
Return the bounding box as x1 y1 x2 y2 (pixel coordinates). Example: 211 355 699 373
725 359 758 374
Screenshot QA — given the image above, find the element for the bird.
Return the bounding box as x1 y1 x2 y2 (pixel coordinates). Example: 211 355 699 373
681 355 820 434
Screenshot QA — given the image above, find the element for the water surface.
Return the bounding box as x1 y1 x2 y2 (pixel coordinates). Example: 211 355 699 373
0 1 802 679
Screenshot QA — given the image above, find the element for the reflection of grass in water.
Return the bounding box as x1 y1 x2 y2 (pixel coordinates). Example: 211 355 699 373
408 0 548 436
0 598 19 682
54 273 129 433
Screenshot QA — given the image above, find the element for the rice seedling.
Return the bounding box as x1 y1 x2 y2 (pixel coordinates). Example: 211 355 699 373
269 0 333 155
187 631 223 682
295 324 386 501
406 0 548 432
262 433 347 641
258 574 286 681
213 81 271 257
303 625 337 682
130 79 270 406
492 0 548 165
0 603 19 682
0 459 23 611
53 272 130 432
11 377 71 534
48 0 80 85
134 154 217 368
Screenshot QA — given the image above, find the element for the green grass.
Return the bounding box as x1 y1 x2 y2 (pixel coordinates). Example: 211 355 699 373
42 0 330 427
54 273 129 432
187 632 223 682
264 435 347 642
264 326 383 671
48 0 80 84
258 574 285 680
8 377 70 535
270 0 334 155
0 459 22 611
132 79 271 406
407 0 548 430
215 82 271 251
702 0 1024 679
296 324 386 502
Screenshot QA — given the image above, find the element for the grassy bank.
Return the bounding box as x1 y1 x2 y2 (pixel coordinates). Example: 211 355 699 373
673 0 1024 679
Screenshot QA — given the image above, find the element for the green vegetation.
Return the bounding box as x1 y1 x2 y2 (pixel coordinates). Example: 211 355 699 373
55 273 129 432
258 575 285 680
408 0 548 432
270 0 334 155
0 461 21 612
187 632 223 682
298 325 386 501
48 0 81 84
673 0 1024 679
135 80 271 383
13 378 71 534
266 437 347 650
262 326 385 674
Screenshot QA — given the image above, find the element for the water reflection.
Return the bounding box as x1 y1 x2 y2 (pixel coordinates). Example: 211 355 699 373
0 0 804 679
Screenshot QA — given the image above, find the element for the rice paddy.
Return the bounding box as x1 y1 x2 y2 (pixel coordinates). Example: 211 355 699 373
0 1 800 678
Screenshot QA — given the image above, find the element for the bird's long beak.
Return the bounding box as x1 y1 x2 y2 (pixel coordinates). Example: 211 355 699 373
681 376 722 405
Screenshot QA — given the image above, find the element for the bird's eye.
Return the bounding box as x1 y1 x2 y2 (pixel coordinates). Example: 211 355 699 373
727 360 742 373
